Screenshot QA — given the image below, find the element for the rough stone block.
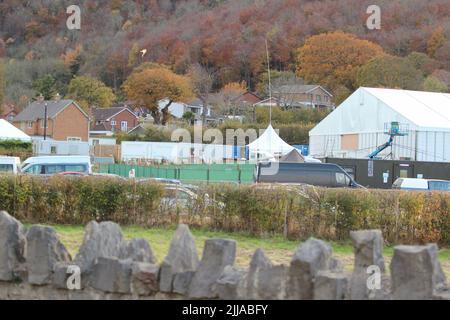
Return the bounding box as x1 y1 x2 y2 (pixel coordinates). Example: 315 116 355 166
159 224 199 292
173 271 195 295
391 245 445 300
0 211 26 281
74 221 124 273
89 257 132 294
314 271 348 300
120 238 156 264
349 230 385 300
215 266 245 300
131 262 159 296
287 238 332 299
26 225 71 285
257 265 288 300
188 238 236 299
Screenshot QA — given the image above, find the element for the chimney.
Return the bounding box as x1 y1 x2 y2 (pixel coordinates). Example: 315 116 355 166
37 94 44 103
54 93 61 101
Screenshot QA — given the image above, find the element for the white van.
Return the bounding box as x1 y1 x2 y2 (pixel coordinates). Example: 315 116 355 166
392 178 450 191
21 156 92 175
0 156 21 174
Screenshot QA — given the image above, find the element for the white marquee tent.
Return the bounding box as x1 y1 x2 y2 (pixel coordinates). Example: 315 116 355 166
309 87 450 162
0 119 31 142
247 124 294 160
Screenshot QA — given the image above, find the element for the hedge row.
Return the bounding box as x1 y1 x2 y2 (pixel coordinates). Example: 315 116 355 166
0 139 33 159
0 175 449 245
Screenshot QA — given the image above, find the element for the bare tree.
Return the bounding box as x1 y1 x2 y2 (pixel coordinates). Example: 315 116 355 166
188 63 215 124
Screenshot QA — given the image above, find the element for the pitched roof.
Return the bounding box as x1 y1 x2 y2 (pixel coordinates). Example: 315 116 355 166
232 91 262 104
363 87 450 129
92 107 137 121
280 148 305 163
274 84 333 96
13 100 87 122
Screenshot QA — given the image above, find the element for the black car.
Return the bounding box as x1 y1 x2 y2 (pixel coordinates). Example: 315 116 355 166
255 162 363 188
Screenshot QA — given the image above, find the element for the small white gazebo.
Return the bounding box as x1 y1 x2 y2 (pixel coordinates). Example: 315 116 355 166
247 124 294 160
0 119 31 142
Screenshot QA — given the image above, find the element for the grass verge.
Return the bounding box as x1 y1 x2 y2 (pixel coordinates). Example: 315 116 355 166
51 224 450 278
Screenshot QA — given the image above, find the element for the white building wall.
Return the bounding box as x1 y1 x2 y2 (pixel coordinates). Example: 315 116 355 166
416 131 450 162
33 140 90 156
121 141 235 164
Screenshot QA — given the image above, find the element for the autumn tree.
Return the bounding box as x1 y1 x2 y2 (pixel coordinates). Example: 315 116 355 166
296 31 384 100
423 76 448 93
122 66 193 125
427 28 446 58
66 76 116 111
356 55 424 90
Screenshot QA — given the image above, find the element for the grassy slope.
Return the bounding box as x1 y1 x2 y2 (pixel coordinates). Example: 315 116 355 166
52 225 450 278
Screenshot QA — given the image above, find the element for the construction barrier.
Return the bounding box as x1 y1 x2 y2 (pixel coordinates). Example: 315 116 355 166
98 163 256 184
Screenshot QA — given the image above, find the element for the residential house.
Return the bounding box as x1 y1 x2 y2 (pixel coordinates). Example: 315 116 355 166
158 98 215 125
90 106 139 136
232 91 262 106
273 84 334 109
0 103 19 122
13 96 89 141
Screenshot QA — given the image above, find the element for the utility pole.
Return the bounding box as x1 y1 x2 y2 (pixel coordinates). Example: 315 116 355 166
43 102 48 140
265 39 272 125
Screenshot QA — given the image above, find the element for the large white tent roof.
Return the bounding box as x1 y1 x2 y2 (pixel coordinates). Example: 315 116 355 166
248 124 294 156
310 87 450 136
364 87 450 130
0 119 31 142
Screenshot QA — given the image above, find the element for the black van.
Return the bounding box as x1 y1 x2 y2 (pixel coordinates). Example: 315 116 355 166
255 162 363 188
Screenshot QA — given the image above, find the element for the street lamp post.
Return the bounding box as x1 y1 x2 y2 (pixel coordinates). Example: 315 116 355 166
43 102 48 140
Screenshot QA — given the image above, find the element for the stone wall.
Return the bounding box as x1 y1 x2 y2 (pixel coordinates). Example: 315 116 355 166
0 211 449 300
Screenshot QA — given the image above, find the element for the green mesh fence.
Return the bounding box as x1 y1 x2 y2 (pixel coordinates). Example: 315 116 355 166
98 163 256 184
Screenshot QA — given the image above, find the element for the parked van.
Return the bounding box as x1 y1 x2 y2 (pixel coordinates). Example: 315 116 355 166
255 162 363 188
21 156 92 175
392 178 450 191
0 156 21 174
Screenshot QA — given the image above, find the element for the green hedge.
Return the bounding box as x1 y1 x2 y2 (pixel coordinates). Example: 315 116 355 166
0 140 32 159
0 176 449 245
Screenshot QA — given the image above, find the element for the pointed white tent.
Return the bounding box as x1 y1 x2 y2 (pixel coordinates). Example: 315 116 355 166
248 124 294 159
0 119 31 142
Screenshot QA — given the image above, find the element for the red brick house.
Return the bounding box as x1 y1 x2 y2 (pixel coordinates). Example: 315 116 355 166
232 91 262 106
0 103 19 122
91 106 139 134
13 96 89 141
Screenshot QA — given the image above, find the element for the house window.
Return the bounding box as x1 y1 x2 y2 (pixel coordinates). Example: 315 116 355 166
121 121 128 132
27 121 33 128
316 95 322 102
111 120 117 126
40 119 48 128
50 146 57 154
